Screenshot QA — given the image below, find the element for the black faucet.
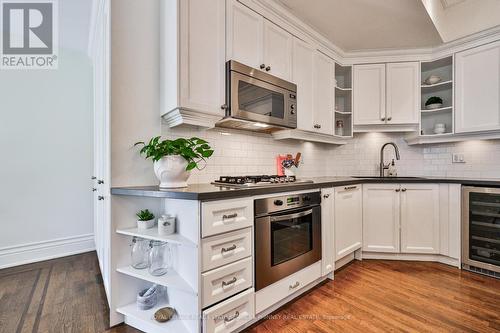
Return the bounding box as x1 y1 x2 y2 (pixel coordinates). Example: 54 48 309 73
380 142 400 177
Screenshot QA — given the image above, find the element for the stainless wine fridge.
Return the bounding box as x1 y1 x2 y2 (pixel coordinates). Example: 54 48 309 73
462 186 500 278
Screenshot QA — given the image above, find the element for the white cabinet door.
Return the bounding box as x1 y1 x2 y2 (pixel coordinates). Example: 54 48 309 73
180 0 225 115
292 38 315 131
353 64 386 125
455 40 500 133
313 51 335 135
386 62 419 125
321 188 335 276
263 20 292 81
362 184 400 253
400 184 440 254
334 185 362 260
226 0 263 68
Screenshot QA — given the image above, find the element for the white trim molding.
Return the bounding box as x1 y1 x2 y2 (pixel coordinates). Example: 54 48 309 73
0 234 95 269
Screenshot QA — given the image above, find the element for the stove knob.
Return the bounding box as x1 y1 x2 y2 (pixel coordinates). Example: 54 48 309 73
274 200 283 206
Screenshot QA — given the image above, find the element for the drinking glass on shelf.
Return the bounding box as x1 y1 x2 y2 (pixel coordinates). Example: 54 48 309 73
148 241 172 276
130 237 150 269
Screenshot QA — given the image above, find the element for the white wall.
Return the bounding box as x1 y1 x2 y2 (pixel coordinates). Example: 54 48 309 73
159 127 500 184
0 1 95 268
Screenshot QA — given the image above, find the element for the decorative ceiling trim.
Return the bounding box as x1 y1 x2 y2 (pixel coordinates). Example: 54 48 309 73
440 0 467 10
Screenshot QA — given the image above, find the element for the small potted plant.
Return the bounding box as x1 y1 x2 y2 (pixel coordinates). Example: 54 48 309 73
136 209 155 229
425 96 443 110
135 136 214 188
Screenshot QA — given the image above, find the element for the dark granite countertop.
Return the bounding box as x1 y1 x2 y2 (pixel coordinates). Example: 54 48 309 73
110 176 500 201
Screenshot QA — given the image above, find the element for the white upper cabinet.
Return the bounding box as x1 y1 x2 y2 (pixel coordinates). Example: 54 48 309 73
334 185 362 260
455 40 500 133
400 184 440 254
161 0 226 128
362 184 400 253
353 64 386 125
292 38 315 131
226 0 263 69
313 51 335 135
263 20 292 81
386 62 419 125
226 0 292 81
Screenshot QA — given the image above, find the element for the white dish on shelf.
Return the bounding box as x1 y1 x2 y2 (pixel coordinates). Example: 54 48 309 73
424 75 441 85
426 103 443 110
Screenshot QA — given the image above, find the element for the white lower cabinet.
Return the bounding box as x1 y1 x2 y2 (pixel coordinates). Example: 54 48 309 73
400 184 440 254
201 227 252 272
334 185 362 260
362 183 440 255
321 188 335 276
202 257 253 308
363 184 400 253
255 261 321 314
203 288 255 333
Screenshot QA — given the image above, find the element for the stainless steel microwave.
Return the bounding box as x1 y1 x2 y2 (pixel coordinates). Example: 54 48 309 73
219 60 297 131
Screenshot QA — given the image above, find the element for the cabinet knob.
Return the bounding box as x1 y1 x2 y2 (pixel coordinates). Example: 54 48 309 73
91 176 97 180
387 117 392 121
97 180 104 184
220 104 228 110
92 188 97 192
265 66 271 71
260 64 266 69
401 188 407 192
323 194 330 199
98 196 105 201
395 189 401 192
381 117 386 121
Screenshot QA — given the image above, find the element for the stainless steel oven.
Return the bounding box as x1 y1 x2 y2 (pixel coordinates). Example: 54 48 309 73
462 186 500 278
222 60 297 130
255 192 321 290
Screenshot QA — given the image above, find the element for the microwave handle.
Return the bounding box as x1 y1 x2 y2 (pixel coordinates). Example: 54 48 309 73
270 209 313 222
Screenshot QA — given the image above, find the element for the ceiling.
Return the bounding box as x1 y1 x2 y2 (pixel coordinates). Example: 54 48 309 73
275 0 500 52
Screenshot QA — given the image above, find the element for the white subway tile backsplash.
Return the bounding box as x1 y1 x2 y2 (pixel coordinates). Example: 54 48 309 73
160 126 500 184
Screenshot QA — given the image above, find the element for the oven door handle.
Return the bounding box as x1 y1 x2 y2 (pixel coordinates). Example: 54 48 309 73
269 209 313 222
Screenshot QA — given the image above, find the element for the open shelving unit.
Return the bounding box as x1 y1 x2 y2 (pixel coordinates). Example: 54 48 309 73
334 63 353 137
116 227 198 248
420 56 454 136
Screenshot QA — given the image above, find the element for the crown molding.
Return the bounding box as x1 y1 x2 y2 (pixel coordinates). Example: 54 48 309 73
247 0 500 64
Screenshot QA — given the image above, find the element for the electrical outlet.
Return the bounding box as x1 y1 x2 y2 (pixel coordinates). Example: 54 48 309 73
452 153 466 163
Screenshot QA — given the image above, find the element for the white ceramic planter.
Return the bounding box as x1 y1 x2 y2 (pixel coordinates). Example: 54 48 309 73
153 156 190 188
137 218 155 230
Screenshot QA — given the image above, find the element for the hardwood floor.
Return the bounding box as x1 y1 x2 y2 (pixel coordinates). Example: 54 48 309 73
246 260 500 333
1 253 499 333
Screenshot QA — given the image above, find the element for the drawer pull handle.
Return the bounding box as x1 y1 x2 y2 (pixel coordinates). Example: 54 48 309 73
224 310 240 323
222 213 238 220
222 276 237 287
401 188 407 192
289 281 300 290
323 194 330 199
344 185 357 190
221 244 237 254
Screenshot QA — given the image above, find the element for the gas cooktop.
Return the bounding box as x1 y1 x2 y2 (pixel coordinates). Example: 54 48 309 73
211 175 313 188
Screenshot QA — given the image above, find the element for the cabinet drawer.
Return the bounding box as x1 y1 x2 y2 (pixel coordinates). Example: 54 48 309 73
202 227 252 272
255 261 321 314
202 198 253 237
203 288 255 333
202 257 253 308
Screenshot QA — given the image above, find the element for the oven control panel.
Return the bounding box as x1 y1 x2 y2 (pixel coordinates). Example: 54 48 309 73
255 191 321 216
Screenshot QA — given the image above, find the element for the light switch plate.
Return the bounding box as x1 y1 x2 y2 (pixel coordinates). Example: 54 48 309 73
452 153 466 163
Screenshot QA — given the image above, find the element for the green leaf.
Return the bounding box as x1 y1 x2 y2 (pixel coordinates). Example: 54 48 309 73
186 161 197 171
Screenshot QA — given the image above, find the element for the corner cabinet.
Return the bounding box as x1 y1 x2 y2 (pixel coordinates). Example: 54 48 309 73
400 184 440 254
353 64 386 125
362 184 400 253
455 40 500 133
353 62 419 131
312 51 335 135
362 183 440 255
334 185 362 260
160 0 226 128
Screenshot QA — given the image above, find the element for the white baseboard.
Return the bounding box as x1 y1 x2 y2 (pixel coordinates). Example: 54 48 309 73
0 234 95 269
361 252 460 268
